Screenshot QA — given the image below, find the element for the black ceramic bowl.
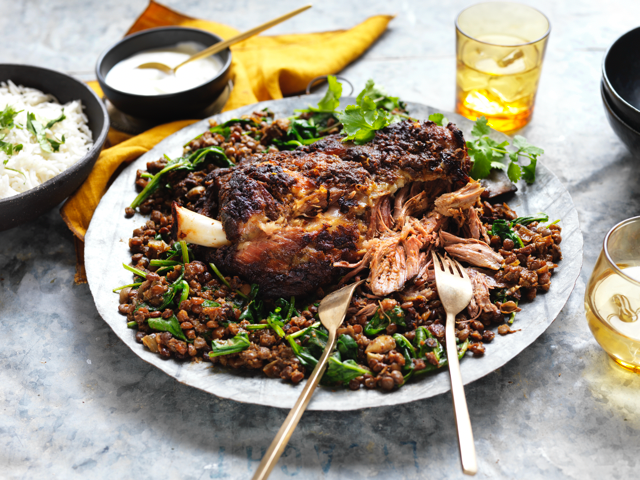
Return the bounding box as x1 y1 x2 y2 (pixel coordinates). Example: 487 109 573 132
601 80 640 158
0 64 109 232
602 26 640 131
96 27 232 121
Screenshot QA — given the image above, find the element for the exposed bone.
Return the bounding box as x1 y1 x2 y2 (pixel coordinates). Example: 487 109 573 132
172 203 230 248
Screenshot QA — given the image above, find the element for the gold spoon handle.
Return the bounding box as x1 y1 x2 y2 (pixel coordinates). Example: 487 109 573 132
252 330 336 480
175 4 312 71
445 311 478 476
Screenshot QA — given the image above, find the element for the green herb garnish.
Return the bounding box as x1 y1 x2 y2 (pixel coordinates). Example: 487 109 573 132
428 113 449 127
466 116 543 184
337 95 395 145
26 111 66 153
296 74 343 114
0 105 23 159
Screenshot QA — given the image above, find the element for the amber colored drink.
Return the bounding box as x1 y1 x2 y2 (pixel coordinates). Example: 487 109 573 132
455 3 550 133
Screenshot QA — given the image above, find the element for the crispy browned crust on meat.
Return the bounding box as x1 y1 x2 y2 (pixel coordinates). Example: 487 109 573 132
198 120 471 297
299 120 471 185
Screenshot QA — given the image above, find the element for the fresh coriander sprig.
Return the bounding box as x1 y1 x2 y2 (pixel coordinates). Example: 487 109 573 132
26 111 66 153
336 79 411 145
295 75 343 114
428 113 449 126
466 116 543 184
0 105 23 159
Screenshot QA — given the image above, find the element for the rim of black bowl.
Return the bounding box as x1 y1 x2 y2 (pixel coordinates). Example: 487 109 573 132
600 80 640 136
95 26 232 101
0 64 109 206
602 26 640 118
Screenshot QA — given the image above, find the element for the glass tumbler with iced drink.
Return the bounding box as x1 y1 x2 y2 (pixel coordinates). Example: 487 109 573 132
455 2 550 132
585 217 640 373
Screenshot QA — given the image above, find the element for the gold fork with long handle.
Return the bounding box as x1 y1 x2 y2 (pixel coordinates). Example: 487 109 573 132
252 280 364 480
432 252 477 476
137 4 312 74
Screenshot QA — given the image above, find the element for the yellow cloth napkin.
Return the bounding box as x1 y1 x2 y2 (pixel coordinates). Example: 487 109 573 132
61 0 393 281
125 1 394 111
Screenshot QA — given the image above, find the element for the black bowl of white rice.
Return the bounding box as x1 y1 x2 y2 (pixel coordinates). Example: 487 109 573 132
0 64 109 231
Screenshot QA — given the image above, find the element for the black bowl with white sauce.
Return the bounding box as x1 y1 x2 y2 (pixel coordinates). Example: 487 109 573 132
96 27 232 121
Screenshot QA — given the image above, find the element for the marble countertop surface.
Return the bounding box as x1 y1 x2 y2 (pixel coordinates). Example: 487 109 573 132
1 1 639 478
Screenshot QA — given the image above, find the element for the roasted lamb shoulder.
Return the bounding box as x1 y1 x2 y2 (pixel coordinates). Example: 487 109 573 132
175 119 472 297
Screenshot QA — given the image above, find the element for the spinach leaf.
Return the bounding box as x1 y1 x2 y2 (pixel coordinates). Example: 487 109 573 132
414 338 469 376
271 118 325 150
287 336 319 368
130 146 232 209
202 300 221 308
337 334 358 361
364 308 388 336
393 333 416 370
387 305 406 328
148 314 188 342
210 332 250 357
490 219 524 248
322 353 370 386
238 284 263 323
364 304 405 336
189 145 234 168
305 326 328 359
287 321 324 368
415 326 443 360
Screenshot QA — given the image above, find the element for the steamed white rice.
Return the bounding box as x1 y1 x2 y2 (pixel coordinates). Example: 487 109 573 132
0 80 94 199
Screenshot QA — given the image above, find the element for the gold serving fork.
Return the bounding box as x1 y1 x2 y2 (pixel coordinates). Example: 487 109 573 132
252 280 364 480
432 252 477 476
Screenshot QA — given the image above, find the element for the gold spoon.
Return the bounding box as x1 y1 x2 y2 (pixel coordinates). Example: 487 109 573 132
137 4 312 74
252 280 364 480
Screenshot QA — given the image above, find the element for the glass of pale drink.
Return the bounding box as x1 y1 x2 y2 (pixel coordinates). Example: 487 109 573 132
585 217 640 373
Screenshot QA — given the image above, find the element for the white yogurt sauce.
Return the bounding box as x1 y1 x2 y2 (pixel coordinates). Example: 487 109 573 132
105 42 223 96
